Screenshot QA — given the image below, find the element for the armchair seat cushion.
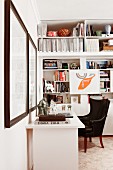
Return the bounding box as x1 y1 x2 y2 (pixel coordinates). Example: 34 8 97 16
85 126 93 132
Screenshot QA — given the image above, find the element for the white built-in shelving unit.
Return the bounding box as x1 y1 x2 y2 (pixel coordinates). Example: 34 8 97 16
38 19 113 135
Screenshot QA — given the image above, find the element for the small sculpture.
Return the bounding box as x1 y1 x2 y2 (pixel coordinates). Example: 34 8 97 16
38 97 48 115
70 62 78 69
45 81 54 93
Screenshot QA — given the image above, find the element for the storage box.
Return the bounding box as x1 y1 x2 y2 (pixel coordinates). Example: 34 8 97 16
103 45 113 50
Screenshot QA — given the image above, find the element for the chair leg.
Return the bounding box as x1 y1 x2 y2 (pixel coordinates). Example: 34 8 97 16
99 135 104 148
84 137 87 153
89 137 92 142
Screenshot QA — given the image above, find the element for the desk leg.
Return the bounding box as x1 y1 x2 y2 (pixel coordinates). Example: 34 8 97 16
26 129 33 170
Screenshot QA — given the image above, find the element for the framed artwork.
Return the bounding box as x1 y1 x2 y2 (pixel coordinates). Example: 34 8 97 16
4 0 37 127
4 0 28 127
69 69 100 94
56 96 63 104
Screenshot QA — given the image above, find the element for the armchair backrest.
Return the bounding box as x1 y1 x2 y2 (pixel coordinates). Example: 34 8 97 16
89 98 110 120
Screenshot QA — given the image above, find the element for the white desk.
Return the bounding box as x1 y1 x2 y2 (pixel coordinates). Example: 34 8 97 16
26 114 84 170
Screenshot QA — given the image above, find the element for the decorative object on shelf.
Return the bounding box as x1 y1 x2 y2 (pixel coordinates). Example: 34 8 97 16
62 63 68 69
96 30 102 36
38 97 48 115
57 60 62 69
50 99 57 113
70 62 78 69
103 41 113 51
62 105 66 111
67 105 72 111
57 28 71 37
47 31 58 37
71 96 78 104
105 24 111 36
45 80 54 93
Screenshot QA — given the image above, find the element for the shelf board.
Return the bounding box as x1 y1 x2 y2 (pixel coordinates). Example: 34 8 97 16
86 36 113 40
43 92 70 94
38 36 84 39
38 52 113 59
100 80 110 82
54 81 69 82
43 69 69 71
100 92 111 94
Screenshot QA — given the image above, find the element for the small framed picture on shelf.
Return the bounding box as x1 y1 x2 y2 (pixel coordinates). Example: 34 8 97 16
56 96 63 104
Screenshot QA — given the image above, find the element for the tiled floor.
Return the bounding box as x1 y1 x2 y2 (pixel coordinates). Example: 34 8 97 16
79 137 113 170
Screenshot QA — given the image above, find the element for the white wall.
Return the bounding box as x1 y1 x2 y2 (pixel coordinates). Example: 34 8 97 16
0 0 39 170
36 0 113 20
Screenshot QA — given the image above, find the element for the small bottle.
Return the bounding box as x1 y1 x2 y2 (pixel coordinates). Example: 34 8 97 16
109 61 112 68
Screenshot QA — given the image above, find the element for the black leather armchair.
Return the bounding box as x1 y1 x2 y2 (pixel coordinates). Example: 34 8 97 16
78 98 110 152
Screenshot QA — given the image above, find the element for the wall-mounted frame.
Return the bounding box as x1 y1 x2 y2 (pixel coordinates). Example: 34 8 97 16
29 35 37 115
4 0 37 127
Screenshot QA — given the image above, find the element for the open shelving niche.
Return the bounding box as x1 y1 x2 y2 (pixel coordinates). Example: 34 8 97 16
38 19 113 115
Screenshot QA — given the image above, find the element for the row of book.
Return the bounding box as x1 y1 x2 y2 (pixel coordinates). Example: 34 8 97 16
38 38 84 52
86 39 99 52
44 80 69 93
86 24 95 36
54 70 69 81
86 61 113 69
55 82 69 93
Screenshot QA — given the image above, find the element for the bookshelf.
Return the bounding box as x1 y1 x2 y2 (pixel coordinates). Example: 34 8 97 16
38 19 113 134
42 58 80 106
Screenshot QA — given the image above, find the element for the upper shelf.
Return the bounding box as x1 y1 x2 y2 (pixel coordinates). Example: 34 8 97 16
38 36 84 39
38 52 113 59
38 19 113 55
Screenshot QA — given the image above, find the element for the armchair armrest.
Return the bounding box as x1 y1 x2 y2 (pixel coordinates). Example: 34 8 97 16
90 116 106 124
78 113 90 119
78 113 91 126
89 116 107 136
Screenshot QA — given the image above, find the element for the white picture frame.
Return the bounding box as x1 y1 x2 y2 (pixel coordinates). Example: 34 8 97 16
69 69 100 94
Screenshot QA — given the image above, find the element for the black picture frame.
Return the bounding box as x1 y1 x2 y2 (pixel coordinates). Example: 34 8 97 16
4 0 37 127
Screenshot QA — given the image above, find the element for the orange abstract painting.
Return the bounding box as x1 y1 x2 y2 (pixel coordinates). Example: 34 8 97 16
78 74 95 90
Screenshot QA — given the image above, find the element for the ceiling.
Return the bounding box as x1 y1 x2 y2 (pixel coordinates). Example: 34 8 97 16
36 0 113 21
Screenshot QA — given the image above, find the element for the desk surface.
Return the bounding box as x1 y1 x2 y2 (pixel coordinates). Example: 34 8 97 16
26 113 85 129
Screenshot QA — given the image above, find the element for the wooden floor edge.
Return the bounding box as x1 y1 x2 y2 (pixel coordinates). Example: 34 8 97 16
102 135 113 137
